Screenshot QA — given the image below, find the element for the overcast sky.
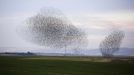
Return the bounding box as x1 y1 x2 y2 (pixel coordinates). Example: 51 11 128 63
0 0 134 52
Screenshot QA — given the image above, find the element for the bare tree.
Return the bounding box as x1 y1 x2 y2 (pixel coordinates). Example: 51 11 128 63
100 30 125 57
19 7 87 55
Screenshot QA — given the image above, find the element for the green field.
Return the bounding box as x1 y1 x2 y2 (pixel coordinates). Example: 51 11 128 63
0 56 134 75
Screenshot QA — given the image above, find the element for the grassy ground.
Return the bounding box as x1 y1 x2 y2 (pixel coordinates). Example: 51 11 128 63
0 56 134 75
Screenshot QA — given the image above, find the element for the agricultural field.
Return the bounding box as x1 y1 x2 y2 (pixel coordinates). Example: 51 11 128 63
0 56 134 75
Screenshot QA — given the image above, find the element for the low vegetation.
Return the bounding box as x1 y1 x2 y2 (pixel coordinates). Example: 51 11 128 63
0 56 134 75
